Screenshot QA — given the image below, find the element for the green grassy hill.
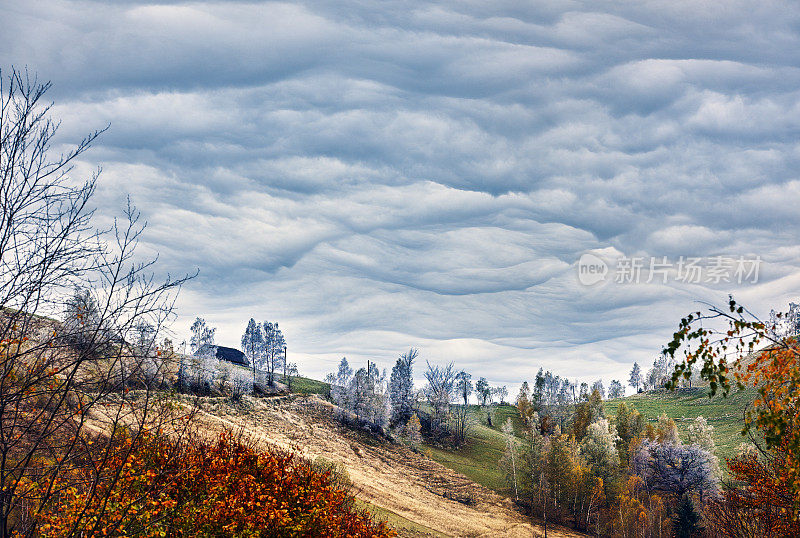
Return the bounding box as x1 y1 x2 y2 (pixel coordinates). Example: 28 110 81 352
288 375 330 396
421 404 522 495
603 387 757 462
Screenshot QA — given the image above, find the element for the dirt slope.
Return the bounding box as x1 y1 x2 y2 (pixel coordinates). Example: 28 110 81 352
189 395 583 537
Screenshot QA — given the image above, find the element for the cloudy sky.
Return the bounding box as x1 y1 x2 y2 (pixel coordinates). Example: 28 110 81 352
3 1 800 391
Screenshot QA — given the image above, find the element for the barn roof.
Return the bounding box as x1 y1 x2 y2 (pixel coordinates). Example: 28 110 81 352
215 345 248 366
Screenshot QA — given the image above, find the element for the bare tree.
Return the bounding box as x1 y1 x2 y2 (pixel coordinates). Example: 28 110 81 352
0 68 193 537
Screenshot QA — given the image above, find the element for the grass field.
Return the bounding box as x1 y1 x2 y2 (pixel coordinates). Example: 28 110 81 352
603 386 757 462
421 404 521 495
286 375 330 396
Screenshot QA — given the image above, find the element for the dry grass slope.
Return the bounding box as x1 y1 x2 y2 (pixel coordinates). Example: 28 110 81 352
185 394 584 538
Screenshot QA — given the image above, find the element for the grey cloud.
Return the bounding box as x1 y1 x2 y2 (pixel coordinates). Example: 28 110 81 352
2 0 800 388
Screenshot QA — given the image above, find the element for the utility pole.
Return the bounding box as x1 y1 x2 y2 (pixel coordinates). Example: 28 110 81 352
283 345 287 382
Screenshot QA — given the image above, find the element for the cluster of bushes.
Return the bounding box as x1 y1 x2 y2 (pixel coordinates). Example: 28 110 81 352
30 430 394 537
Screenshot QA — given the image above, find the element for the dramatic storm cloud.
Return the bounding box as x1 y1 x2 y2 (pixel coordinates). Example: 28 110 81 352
2 0 799 388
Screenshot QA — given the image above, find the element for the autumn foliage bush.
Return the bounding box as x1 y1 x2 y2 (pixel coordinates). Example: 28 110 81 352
31 431 394 537
705 443 800 537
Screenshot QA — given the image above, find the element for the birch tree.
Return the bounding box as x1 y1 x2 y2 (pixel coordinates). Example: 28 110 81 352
501 418 519 500
240 318 263 382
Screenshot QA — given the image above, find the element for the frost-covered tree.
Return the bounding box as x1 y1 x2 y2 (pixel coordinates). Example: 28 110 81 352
578 382 589 401
646 353 674 390
238 318 263 391
533 368 546 408
240 318 263 373
389 349 416 426
190 317 215 354
687 416 721 479
501 418 519 500
329 359 388 431
768 302 800 339
285 362 299 391
352 363 389 429
590 379 605 400
496 385 508 404
63 286 107 354
455 371 472 406
629 362 642 392
133 322 160 385
350 367 373 422
452 370 473 444
261 321 286 385
229 366 254 399
327 357 353 409
189 317 217 389
608 379 624 399
580 418 620 482
656 413 680 444
632 440 720 500
552 379 574 430
424 361 456 437
475 377 490 406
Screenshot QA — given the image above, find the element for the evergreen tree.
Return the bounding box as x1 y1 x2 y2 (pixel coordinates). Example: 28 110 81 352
403 413 422 446
673 493 703 537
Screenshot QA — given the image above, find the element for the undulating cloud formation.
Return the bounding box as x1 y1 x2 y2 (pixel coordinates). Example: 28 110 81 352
3 1 800 389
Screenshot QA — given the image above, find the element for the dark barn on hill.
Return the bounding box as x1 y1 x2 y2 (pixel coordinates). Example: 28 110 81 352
215 346 248 366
